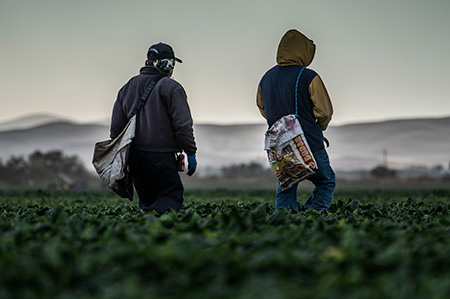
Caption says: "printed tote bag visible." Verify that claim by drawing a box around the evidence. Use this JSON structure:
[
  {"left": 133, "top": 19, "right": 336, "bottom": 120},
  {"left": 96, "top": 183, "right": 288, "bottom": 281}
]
[{"left": 264, "top": 67, "right": 318, "bottom": 190}]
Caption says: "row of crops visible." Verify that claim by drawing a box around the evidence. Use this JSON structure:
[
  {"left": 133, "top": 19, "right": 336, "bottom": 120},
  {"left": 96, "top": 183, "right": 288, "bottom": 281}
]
[{"left": 1, "top": 189, "right": 449, "bottom": 298}]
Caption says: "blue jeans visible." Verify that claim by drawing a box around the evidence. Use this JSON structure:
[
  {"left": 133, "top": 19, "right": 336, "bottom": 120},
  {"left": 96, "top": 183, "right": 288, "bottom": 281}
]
[{"left": 275, "top": 149, "right": 335, "bottom": 211}]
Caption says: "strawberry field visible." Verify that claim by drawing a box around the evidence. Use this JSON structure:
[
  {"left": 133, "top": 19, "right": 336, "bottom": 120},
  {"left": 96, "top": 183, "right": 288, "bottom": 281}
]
[{"left": 1, "top": 189, "right": 449, "bottom": 298}]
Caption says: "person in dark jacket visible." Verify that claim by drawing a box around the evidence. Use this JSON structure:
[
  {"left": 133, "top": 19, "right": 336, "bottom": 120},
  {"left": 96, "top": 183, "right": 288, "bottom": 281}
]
[
  {"left": 110, "top": 42, "right": 197, "bottom": 214},
  {"left": 257, "top": 29, "right": 335, "bottom": 211}
]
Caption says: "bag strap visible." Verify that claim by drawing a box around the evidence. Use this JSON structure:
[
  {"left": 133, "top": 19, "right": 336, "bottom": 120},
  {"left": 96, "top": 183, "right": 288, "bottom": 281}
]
[
  {"left": 294, "top": 66, "right": 306, "bottom": 117},
  {"left": 295, "top": 66, "right": 330, "bottom": 148},
  {"left": 134, "top": 73, "right": 167, "bottom": 116},
  {"left": 133, "top": 73, "right": 167, "bottom": 139}
]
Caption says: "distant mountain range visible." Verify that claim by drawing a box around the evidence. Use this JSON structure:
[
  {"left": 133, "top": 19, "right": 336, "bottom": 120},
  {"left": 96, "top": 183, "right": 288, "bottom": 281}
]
[
  {"left": 1, "top": 113, "right": 449, "bottom": 172},
  {"left": 0, "top": 113, "right": 73, "bottom": 131}
]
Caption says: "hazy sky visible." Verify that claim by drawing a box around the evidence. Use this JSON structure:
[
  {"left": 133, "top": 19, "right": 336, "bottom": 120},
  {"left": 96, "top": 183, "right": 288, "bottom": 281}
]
[{"left": 1, "top": 0, "right": 449, "bottom": 126}]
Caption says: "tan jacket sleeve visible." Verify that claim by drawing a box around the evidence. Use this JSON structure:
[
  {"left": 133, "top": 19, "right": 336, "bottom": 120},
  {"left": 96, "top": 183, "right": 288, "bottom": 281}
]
[
  {"left": 256, "top": 84, "right": 266, "bottom": 119},
  {"left": 309, "top": 75, "right": 333, "bottom": 130}
]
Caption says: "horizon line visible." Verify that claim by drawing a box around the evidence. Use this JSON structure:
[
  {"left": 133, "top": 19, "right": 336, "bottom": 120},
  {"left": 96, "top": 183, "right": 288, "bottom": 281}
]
[{"left": 0, "top": 112, "right": 449, "bottom": 128}]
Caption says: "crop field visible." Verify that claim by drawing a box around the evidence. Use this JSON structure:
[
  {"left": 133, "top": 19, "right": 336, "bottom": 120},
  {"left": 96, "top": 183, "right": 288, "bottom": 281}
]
[{"left": 1, "top": 189, "right": 449, "bottom": 299}]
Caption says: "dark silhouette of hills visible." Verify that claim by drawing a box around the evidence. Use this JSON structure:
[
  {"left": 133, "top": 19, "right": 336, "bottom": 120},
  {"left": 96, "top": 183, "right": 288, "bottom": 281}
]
[
  {"left": 0, "top": 115, "right": 449, "bottom": 172},
  {"left": 325, "top": 117, "right": 450, "bottom": 170},
  {"left": 0, "top": 113, "right": 72, "bottom": 131}
]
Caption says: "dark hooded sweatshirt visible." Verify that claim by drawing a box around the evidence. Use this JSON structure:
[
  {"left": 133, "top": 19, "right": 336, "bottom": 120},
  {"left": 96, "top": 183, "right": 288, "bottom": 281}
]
[
  {"left": 110, "top": 66, "right": 197, "bottom": 156},
  {"left": 257, "top": 29, "right": 333, "bottom": 153}
]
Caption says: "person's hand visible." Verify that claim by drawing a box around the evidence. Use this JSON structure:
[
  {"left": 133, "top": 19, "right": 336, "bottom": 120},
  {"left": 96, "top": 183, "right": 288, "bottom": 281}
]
[{"left": 187, "top": 154, "right": 197, "bottom": 176}]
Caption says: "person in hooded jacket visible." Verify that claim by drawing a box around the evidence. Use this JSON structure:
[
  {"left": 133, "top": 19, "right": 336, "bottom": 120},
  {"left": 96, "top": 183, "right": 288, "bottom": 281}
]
[
  {"left": 257, "top": 29, "right": 335, "bottom": 211},
  {"left": 110, "top": 42, "right": 197, "bottom": 214}
]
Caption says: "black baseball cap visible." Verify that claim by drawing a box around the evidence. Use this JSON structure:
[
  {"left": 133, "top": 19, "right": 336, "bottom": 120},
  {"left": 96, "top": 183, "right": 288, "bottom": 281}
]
[{"left": 147, "top": 42, "right": 183, "bottom": 63}]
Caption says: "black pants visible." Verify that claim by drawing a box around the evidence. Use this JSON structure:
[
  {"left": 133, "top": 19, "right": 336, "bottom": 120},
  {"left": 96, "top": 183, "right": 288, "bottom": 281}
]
[{"left": 128, "top": 149, "right": 184, "bottom": 214}]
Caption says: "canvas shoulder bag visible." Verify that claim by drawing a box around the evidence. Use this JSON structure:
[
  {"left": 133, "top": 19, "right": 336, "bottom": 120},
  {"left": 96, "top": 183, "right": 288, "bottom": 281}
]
[
  {"left": 264, "top": 67, "right": 318, "bottom": 191},
  {"left": 92, "top": 74, "right": 166, "bottom": 201}
]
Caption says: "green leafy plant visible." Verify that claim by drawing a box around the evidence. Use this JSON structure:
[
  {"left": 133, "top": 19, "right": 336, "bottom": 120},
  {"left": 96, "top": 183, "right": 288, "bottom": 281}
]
[{"left": 0, "top": 190, "right": 449, "bottom": 298}]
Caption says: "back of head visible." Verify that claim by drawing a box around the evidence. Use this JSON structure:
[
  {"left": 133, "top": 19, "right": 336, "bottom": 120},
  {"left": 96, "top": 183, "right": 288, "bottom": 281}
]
[
  {"left": 276, "top": 29, "right": 316, "bottom": 67},
  {"left": 147, "top": 42, "right": 183, "bottom": 73}
]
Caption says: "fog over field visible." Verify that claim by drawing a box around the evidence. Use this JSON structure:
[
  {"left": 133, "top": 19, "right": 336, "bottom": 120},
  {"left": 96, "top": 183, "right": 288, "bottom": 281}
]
[{"left": 1, "top": 114, "right": 449, "bottom": 174}]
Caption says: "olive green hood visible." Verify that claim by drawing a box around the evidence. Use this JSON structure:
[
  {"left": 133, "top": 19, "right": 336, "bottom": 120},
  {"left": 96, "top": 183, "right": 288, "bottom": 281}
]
[{"left": 276, "top": 29, "right": 316, "bottom": 66}]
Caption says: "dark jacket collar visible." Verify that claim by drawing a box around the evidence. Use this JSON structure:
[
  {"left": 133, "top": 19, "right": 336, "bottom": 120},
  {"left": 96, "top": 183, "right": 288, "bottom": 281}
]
[{"left": 140, "top": 66, "right": 166, "bottom": 76}]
